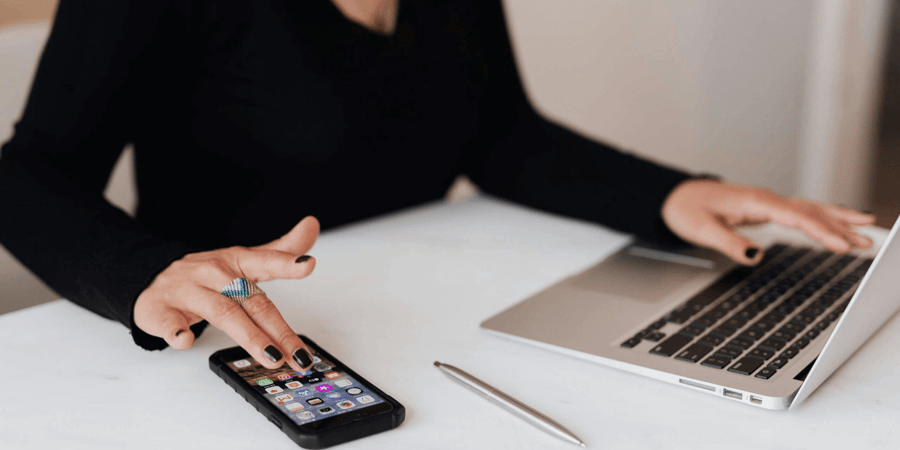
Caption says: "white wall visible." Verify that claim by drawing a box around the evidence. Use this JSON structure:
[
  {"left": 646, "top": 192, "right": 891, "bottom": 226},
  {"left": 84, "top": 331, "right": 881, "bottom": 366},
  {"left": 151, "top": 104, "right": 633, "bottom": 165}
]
[{"left": 504, "top": 0, "right": 814, "bottom": 196}]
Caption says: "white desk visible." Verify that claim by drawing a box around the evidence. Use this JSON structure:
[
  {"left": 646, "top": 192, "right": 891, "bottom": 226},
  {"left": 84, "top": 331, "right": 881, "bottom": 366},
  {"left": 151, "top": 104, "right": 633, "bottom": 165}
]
[{"left": 2, "top": 197, "right": 899, "bottom": 449}]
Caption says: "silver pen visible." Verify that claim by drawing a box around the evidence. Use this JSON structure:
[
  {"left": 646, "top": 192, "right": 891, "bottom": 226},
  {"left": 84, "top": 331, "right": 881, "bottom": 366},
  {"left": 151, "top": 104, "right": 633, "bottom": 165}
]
[{"left": 434, "top": 361, "right": 586, "bottom": 447}]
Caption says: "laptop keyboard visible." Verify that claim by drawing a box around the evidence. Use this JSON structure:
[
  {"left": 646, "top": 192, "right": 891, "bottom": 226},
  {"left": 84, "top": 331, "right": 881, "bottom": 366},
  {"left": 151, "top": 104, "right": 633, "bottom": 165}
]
[{"left": 621, "top": 244, "right": 872, "bottom": 380}]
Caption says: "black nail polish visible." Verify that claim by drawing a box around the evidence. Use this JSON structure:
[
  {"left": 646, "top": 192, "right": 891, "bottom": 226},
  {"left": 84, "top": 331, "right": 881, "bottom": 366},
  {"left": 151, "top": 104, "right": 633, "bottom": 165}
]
[
  {"left": 263, "top": 345, "right": 283, "bottom": 363},
  {"left": 175, "top": 329, "right": 186, "bottom": 337},
  {"left": 295, "top": 255, "right": 311, "bottom": 263},
  {"left": 293, "top": 348, "right": 313, "bottom": 368},
  {"left": 745, "top": 247, "right": 759, "bottom": 259}
]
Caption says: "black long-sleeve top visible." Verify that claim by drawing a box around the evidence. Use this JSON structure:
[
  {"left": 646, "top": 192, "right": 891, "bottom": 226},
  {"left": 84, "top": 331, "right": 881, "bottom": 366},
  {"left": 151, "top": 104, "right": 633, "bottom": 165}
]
[{"left": 0, "top": 0, "right": 691, "bottom": 350}]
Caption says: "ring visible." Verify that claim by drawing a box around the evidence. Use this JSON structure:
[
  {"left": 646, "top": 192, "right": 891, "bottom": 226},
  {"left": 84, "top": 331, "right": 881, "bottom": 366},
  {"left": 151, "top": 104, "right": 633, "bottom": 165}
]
[{"left": 220, "top": 277, "right": 265, "bottom": 306}]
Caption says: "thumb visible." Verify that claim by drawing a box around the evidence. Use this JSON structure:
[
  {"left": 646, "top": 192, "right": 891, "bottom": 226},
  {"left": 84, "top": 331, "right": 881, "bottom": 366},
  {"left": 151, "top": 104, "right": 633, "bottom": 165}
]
[
  {"left": 684, "top": 217, "right": 763, "bottom": 265},
  {"left": 135, "top": 301, "right": 195, "bottom": 350},
  {"left": 256, "top": 216, "right": 320, "bottom": 254}
]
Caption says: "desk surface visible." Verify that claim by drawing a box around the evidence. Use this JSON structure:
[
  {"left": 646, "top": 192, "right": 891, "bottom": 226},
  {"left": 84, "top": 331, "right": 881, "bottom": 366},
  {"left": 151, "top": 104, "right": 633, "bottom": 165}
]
[{"left": 2, "top": 197, "right": 899, "bottom": 449}]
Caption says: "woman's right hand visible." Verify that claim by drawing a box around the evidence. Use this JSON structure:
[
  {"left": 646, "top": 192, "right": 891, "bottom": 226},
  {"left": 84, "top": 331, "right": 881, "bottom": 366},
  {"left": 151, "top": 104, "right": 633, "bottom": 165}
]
[{"left": 134, "top": 216, "right": 321, "bottom": 372}]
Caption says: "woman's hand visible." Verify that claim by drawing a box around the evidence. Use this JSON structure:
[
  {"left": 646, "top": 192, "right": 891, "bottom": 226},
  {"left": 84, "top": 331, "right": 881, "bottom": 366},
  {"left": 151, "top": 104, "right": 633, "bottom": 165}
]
[
  {"left": 134, "top": 216, "right": 321, "bottom": 372},
  {"left": 661, "top": 180, "right": 875, "bottom": 265}
]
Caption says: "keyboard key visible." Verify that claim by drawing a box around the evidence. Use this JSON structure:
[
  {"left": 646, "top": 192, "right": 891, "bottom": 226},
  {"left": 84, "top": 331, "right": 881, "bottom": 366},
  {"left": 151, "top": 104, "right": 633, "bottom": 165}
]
[
  {"left": 650, "top": 334, "right": 694, "bottom": 357},
  {"left": 715, "top": 347, "right": 743, "bottom": 359},
  {"left": 751, "top": 320, "right": 777, "bottom": 332},
  {"left": 749, "top": 347, "right": 774, "bottom": 360},
  {"left": 709, "top": 325, "right": 738, "bottom": 338},
  {"left": 780, "top": 348, "right": 799, "bottom": 359},
  {"left": 729, "top": 357, "right": 765, "bottom": 375},
  {"left": 792, "top": 338, "right": 810, "bottom": 349},
  {"left": 681, "top": 325, "right": 705, "bottom": 337},
  {"left": 739, "top": 329, "right": 766, "bottom": 341},
  {"left": 727, "top": 337, "right": 754, "bottom": 350},
  {"left": 700, "top": 334, "right": 725, "bottom": 346},
  {"left": 649, "top": 319, "right": 667, "bottom": 330},
  {"left": 645, "top": 332, "right": 665, "bottom": 342},
  {"left": 791, "top": 315, "right": 815, "bottom": 325},
  {"left": 755, "top": 367, "right": 777, "bottom": 379},
  {"left": 805, "top": 329, "right": 820, "bottom": 340},
  {"left": 691, "top": 317, "right": 716, "bottom": 329},
  {"left": 701, "top": 355, "right": 732, "bottom": 369},
  {"left": 621, "top": 337, "right": 642, "bottom": 348},
  {"left": 675, "top": 343, "right": 714, "bottom": 363},
  {"left": 665, "top": 312, "right": 691, "bottom": 324},
  {"left": 768, "top": 357, "right": 789, "bottom": 369},
  {"left": 813, "top": 320, "right": 831, "bottom": 331},
  {"left": 782, "top": 322, "right": 805, "bottom": 333},
  {"left": 771, "top": 329, "right": 796, "bottom": 341},
  {"left": 759, "top": 338, "right": 786, "bottom": 351}
]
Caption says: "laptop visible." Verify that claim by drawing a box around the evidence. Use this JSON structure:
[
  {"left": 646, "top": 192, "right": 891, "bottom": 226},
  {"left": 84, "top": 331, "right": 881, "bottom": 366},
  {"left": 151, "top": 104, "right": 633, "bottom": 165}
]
[{"left": 481, "top": 217, "right": 900, "bottom": 410}]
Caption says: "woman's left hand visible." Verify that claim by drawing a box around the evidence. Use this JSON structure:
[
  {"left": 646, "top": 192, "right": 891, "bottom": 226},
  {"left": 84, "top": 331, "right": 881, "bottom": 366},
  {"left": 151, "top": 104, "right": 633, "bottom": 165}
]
[{"left": 661, "top": 179, "right": 876, "bottom": 265}]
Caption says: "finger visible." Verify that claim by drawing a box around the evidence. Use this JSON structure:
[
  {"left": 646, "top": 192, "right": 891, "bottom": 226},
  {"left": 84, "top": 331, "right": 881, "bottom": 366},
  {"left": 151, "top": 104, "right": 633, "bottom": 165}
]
[
  {"left": 237, "top": 293, "right": 315, "bottom": 372},
  {"left": 256, "top": 216, "right": 320, "bottom": 255},
  {"left": 136, "top": 303, "right": 196, "bottom": 350},
  {"left": 821, "top": 205, "right": 876, "bottom": 226},
  {"left": 234, "top": 248, "right": 317, "bottom": 283},
  {"left": 750, "top": 201, "right": 852, "bottom": 253},
  {"left": 821, "top": 215, "right": 873, "bottom": 249},
  {"left": 686, "top": 216, "right": 763, "bottom": 265},
  {"left": 189, "top": 288, "right": 289, "bottom": 370}
]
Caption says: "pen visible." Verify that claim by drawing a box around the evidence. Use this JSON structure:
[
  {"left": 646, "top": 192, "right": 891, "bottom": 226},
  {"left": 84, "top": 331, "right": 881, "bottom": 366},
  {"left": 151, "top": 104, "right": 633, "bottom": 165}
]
[{"left": 434, "top": 361, "right": 586, "bottom": 448}]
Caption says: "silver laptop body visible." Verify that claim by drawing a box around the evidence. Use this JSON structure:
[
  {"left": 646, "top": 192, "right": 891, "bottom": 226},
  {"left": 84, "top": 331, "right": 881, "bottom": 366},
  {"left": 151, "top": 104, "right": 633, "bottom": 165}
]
[{"left": 481, "top": 217, "right": 900, "bottom": 410}]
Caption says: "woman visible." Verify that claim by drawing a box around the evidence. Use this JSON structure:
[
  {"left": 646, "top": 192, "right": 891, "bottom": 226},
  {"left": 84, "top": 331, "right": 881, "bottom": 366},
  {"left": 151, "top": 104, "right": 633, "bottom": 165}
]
[{"left": 0, "top": 0, "right": 873, "bottom": 375}]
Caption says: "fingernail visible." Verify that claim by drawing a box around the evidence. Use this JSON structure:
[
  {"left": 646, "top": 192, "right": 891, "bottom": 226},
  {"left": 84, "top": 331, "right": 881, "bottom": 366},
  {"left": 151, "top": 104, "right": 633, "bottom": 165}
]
[
  {"left": 293, "top": 348, "right": 313, "bottom": 368},
  {"left": 263, "top": 345, "right": 283, "bottom": 363},
  {"left": 175, "top": 329, "right": 186, "bottom": 337},
  {"left": 745, "top": 247, "right": 759, "bottom": 259},
  {"left": 295, "top": 255, "right": 311, "bottom": 263}
]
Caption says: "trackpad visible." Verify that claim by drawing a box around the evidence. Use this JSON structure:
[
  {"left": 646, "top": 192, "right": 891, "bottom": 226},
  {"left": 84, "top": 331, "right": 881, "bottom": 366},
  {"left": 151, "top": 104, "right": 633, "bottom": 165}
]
[{"left": 568, "top": 246, "right": 713, "bottom": 302}]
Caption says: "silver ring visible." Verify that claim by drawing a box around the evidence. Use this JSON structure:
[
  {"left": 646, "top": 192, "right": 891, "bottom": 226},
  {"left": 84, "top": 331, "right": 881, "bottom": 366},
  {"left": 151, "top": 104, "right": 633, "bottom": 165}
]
[{"left": 220, "top": 277, "right": 265, "bottom": 306}]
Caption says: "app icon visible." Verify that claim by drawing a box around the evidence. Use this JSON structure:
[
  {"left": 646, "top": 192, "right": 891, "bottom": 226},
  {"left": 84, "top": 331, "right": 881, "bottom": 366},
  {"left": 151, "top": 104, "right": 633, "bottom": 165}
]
[
  {"left": 334, "top": 379, "right": 352, "bottom": 388},
  {"left": 318, "top": 406, "right": 335, "bottom": 414},
  {"left": 336, "top": 401, "right": 355, "bottom": 410},
  {"left": 233, "top": 359, "right": 251, "bottom": 368},
  {"left": 285, "top": 381, "right": 303, "bottom": 389},
  {"left": 296, "top": 369, "right": 313, "bottom": 377},
  {"left": 275, "top": 372, "right": 293, "bottom": 381},
  {"left": 325, "top": 392, "right": 342, "bottom": 400},
  {"left": 295, "top": 389, "right": 313, "bottom": 397},
  {"left": 324, "top": 371, "right": 341, "bottom": 380},
  {"left": 306, "top": 376, "right": 322, "bottom": 384},
  {"left": 315, "top": 384, "right": 334, "bottom": 393},
  {"left": 265, "top": 386, "right": 284, "bottom": 394},
  {"left": 356, "top": 395, "right": 375, "bottom": 404},
  {"left": 306, "top": 397, "right": 324, "bottom": 406},
  {"left": 274, "top": 394, "right": 294, "bottom": 404},
  {"left": 285, "top": 402, "right": 305, "bottom": 412},
  {"left": 296, "top": 411, "right": 315, "bottom": 421},
  {"left": 313, "top": 356, "right": 322, "bottom": 363},
  {"left": 313, "top": 363, "right": 331, "bottom": 372},
  {"left": 345, "top": 387, "right": 363, "bottom": 396},
  {"left": 256, "top": 378, "right": 274, "bottom": 387}
]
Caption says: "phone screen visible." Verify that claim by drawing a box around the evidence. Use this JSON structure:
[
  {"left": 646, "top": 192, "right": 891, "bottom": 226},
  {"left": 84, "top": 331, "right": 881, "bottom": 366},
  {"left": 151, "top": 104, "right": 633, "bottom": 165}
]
[{"left": 225, "top": 353, "right": 386, "bottom": 426}]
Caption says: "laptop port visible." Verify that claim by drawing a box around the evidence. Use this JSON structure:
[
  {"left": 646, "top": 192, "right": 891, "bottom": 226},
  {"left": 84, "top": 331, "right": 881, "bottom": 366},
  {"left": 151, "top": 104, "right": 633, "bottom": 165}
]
[
  {"left": 679, "top": 378, "right": 715, "bottom": 392},
  {"left": 723, "top": 389, "right": 743, "bottom": 400},
  {"left": 750, "top": 396, "right": 763, "bottom": 405}
]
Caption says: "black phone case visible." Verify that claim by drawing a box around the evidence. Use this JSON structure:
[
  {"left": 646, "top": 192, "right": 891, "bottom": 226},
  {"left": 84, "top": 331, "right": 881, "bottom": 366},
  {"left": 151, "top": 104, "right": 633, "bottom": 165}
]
[{"left": 209, "top": 335, "right": 405, "bottom": 449}]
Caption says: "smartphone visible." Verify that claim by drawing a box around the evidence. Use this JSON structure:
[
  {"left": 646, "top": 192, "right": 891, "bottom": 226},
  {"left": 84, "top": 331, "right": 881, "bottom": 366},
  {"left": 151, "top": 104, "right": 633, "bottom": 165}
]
[{"left": 209, "top": 335, "right": 405, "bottom": 449}]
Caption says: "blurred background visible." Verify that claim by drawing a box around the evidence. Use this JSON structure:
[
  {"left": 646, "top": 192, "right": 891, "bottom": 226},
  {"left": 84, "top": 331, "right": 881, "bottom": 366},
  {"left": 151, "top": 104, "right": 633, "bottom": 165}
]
[{"left": 1, "top": 0, "right": 898, "bottom": 315}]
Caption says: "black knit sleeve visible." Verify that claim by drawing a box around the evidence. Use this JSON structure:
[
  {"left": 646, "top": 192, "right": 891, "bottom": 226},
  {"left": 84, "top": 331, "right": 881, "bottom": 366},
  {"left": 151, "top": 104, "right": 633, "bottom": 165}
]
[
  {"left": 459, "top": 0, "right": 694, "bottom": 244},
  {"left": 0, "top": 0, "right": 203, "bottom": 350}
]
